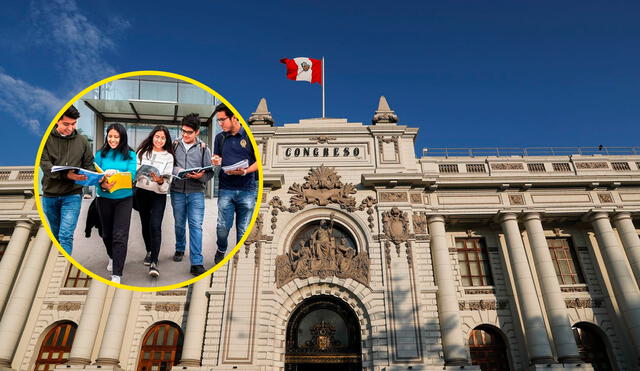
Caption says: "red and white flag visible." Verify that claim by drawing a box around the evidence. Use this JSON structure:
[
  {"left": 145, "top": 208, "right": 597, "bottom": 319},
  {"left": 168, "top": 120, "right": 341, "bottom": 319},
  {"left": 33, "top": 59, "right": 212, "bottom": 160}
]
[{"left": 280, "top": 57, "right": 322, "bottom": 85}]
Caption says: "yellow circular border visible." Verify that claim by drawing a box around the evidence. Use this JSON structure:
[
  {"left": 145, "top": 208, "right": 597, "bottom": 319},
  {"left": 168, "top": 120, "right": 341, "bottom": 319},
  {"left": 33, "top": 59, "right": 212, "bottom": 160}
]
[{"left": 33, "top": 70, "right": 264, "bottom": 292}]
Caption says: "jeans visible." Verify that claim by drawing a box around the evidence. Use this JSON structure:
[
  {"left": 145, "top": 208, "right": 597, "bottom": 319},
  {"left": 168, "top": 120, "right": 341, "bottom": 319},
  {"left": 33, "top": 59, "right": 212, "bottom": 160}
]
[
  {"left": 216, "top": 189, "right": 257, "bottom": 254},
  {"left": 97, "top": 196, "right": 133, "bottom": 277},
  {"left": 42, "top": 194, "right": 82, "bottom": 255},
  {"left": 136, "top": 188, "right": 167, "bottom": 265},
  {"left": 171, "top": 191, "right": 205, "bottom": 266}
]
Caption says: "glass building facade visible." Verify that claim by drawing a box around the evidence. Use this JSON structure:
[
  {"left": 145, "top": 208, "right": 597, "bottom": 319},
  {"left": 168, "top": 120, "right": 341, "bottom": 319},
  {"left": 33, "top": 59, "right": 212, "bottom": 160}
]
[{"left": 74, "top": 75, "right": 222, "bottom": 197}]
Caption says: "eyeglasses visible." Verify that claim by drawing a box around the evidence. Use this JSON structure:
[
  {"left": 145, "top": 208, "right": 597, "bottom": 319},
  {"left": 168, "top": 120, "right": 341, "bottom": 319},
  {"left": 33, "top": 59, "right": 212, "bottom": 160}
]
[
  {"left": 181, "top": 129, "right": 195, "bottom": 135},
  {"left": 217, "top": 116, "right": 230, "bottom": 124}
]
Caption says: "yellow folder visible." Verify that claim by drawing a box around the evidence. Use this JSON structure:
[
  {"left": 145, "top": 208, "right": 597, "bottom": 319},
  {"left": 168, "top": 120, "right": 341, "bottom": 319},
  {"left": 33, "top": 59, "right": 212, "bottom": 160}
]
[{"left": 105, "top": 172, "right": 132, "bottom": 193}]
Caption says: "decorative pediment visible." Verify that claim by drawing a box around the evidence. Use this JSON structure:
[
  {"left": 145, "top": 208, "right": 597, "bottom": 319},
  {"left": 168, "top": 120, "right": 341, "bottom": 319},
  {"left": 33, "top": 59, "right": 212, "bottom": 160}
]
[{"left": 287, "top": 165, "right": 358, "bottom": 211}]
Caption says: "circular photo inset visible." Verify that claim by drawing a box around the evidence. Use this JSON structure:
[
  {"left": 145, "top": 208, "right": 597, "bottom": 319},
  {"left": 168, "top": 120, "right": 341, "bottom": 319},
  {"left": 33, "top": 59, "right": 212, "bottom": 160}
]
[{"left": 34, "top": 71, "right": 263, "bottom": 291}]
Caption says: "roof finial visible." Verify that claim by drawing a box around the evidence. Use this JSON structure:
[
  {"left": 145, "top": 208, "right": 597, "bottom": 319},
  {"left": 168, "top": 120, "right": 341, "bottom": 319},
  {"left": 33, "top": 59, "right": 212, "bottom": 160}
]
[
  {"left": 248, "top": 98, "right": 274, "bottom": 126},
  {"left": 372, "top": 96, "right": 398, "bottom": 125}
]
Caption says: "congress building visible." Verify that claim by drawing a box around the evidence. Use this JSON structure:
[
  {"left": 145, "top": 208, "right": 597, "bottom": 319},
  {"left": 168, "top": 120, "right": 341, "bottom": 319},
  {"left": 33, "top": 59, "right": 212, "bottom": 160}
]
[{"left": 1, "top": 97, "right": 640, "bottom": 370}]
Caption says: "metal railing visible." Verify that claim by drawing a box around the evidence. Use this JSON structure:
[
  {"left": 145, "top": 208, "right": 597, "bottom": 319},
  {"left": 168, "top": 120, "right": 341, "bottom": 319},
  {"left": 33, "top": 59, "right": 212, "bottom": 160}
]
[{"left": 422, "top": 146, "right": 640, "bottom": 158}]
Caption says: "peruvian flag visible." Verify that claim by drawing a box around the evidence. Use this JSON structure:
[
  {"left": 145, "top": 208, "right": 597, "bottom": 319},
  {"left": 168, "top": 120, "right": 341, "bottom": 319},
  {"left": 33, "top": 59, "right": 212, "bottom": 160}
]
[{"left": 280, "top": 57, "right": 322, "bottom": 85}]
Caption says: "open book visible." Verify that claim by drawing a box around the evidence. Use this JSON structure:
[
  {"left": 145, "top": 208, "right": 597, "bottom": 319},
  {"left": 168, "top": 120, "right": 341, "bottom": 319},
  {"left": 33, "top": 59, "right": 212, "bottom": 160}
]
[
  {"left": 51, "top": 164, "right": 103, "bottom": 186},
  {"left": 173, "top": 165, "right": 215, "bottom": 180},
  {"left": 104, "top": 172, "right": 133, "bottom": 192},
  {"left": 137, "top": 164, "right": 161, "bottom": 181}
]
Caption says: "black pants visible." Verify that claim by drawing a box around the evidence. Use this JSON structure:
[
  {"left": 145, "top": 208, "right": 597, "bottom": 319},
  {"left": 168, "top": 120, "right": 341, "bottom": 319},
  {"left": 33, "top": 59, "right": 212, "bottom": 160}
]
[
  {"left": 97, "top": 196, "right": 133, "bottom": 276},
  {"left": 136, "top": 188, "right": 167, "bottom": 264}
]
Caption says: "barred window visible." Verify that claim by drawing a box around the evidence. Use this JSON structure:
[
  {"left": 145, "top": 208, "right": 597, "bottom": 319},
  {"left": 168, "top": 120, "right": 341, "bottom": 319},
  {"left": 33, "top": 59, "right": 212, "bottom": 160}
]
[
  {"left": 552, "top": 163, "right": 572, "bottom": 172},
  {"left": 547, "top": 238, "right": 584, "bottom": 284},
  {"left": 439, "top": 164, "right": 459, "bottom": 173},
  {"left": 34, "top": 322, "right": 76, "bottom": 371},
  {"left": 456, "top": 238, "right": 493, "bottom": 286},
  {"left": 527, "top": 163, "right": 546, "bottom": 172},
  {"left": 138, "top": 322, "right": 183, "bottom": 371},
  {"left": 64, "top": 264, "right": 91, "bottom": 288}
]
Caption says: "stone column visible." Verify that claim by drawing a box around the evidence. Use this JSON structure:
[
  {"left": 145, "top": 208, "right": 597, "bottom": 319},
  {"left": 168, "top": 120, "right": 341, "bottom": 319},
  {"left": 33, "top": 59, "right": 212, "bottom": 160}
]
[
  {"left": 500, "top": 213, "right": 554, "bottom": 363},
  {"left": 523, "top": 213, "right": 581, "bottom": 363},
  {"left": 0, "top": 221, "right": 33, "bottom": 314},
  {"left": 613, "top": 212, "right": 640, "bottom": 286},
  {"left": 179, "top": 278, "right": 209, "bottom": 367},
  {"left": 0, "top": 226, "right": 51, "bottom": 368},
  {"left": 428, "top": 215, "right": 468, "bottom": 365},
  {"left": 93, "top": 288, "right": 133, "bottom": 368},
  {"left": 66, "top": 279, "right": 109, "bottom": 365},
  {"left": 591, "top": 212, "right": 640, "bottom": 355}
]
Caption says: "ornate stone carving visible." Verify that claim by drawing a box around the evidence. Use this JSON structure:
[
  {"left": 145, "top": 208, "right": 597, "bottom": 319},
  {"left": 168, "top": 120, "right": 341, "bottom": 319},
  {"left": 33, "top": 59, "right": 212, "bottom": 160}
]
[
  {"left": 372, "top": 96, "right": 398, "bottom": 124},
  {"left": 598, "top": 193, "right": 614, "bottom": 203},
  {"left": 413, "top": 212, "right": 428, "bottom": 234},
  {"left": 561, "top": 286, "right": 589, "bottom": 293},
  {"left": 458, "top": 300, "right": 507, "bottom": 311},
  {"left": 286, "top": 166, "right": 358, "bottom": 211},
  {"left": 306, "top": 321, "right": 340, "bottom": 350},
  {"left": 275, "top": 215, "right": 369, "bottom": 287},
  {"left": 410, "top": 193, "right": 422, "bottom": 204},
  {"left": 309, "top": 136, "right": 337, "bottom": 144},
  {"left": 384, "top": 241, "right": 391, "bottom": 269},
  {"left": 156, "top": 290, "right": 187, "bottom": 296},
  {"left": 57, "top": 302, "right": 81, "bottom": 311},
  {"left": 382, "top": 207, "right": 411, "bottom": 245},
  {"left": 464, "top": 288, "right": 496, "bottom": 295},
  {"left": 491, "top": 163, "right": 525, "bottom": 170},
  {"left": 565, "top": 298, "right": 602, "bottom": 308},
  {"left": 358, "top": 196, "right": 378, "bottom": 231},
  {"left": 575, "top": 162, "right": 609, "bottom": 169},
  {"left": 155, "top": 303, "right": 181, "bottom": 312},
  {"left": 508, "top": 194, "right": 525, "bottom": 205},
  {"left": 59, "top": 289, "right": 88, "bottom": 295},
  {"left": 379, "top": 192, "right": 408, "bottom": 202},
  {"left": 245, "top": 214, "right": 268, "bottom": 258},
  {"left": 406, "top": 241, "right": 413, "bottom": 267}
]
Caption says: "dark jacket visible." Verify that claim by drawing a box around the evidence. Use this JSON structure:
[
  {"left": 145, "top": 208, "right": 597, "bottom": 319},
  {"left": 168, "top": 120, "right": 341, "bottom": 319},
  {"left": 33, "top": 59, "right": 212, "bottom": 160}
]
[
  {"left": 40, "top": 126, "right": 94, "bottom": 197},
  {"left": 170, "top": 138, "right": 214, "bottom": 194}
]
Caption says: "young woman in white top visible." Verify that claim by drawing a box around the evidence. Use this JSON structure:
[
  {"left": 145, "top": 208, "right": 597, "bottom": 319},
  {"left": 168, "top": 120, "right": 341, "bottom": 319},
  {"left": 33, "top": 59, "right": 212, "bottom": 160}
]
[{"left": 134, "top": 126, "right": 174, "bottom": 277}]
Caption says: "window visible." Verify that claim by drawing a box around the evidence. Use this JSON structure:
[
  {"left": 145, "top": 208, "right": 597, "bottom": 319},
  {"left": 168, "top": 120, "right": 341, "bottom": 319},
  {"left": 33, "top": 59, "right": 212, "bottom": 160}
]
[
  {"left": 34, "top": 322, "right": 77, "bottom": 371},
  {"left": 572, "top": 323, "right": 613, "bottom": 371},
  {"left": 469, "top": 326, "right": 510, "bottom": 371},
  {"left": 64, "top": 264, "right": 91, "bottom": 288},
  {"left": 138, "top": 322, "right": 183, "bottom": 371},
  {"left": 547, "top": 238, "right": 584, "bottom": 285},
  {"left": 456, "top": 238, "right": 493, "bottom": 286}
]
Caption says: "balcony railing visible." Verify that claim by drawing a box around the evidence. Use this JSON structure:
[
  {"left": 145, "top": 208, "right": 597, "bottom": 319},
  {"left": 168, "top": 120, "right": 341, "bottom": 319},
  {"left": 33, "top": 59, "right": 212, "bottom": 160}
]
[{"left": 422, "top": 146, "right": 640, "bottom": 158}]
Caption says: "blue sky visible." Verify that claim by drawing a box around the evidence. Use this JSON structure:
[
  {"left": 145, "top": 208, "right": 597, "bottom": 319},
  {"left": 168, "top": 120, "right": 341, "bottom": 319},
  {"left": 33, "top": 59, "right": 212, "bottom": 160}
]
[{"left": 1, "top": 0, "right": 639, "bottom": 165}]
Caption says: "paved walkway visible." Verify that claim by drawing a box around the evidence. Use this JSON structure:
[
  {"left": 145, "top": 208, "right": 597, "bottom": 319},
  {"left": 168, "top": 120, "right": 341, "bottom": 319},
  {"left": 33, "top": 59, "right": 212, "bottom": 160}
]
[{"left": 70, "top": 197, "right": 236, "bottom": 287}]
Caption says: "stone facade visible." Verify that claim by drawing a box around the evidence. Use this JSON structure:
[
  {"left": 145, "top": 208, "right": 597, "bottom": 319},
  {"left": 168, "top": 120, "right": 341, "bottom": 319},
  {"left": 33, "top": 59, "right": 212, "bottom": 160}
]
[{"left": 1, "top": 100, "right": 640, "bottom": 370}]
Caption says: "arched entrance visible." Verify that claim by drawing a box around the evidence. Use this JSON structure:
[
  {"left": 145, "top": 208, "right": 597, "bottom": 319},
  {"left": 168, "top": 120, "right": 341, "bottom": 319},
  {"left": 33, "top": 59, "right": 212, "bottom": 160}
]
[
  {"left": 285, "top": 295, "right": 362, "bottom": 370},
  {"left": 137, "top": 322, "right": 183, "bottom": 371},
  {"left": 469, "top": 325, "right": 510, "bottom": 371},
  {"left": 572, "top": 322, "right": 613, "bottom": 371}
]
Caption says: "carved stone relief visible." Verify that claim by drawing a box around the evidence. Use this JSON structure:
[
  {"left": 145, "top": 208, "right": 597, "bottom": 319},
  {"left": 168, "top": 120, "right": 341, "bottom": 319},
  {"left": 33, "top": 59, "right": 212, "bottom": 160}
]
[
  {"left": 458, "top": 300, "right": 507, "bottom": 311},
  {"left": 378, "top": 136, "right": 400, "bottom": 163},
  {"left": 561, "top": 287, "right": 589, "bottom": 293},
  {"left": 412, "top": 212, "right": 428, "bottom": 234},
  {"left": 379, "top": 192, "right": 408, "bottom": 202},
  {"left": 155, "top": 303, "right": 181, "bottom": 312},
  {"left": 410, "top": 193, "right": 422, "bottom": 204},
  {"left": 57, "top": 302, "right": 81, "bottom": 311},
  {"left": 490, "top": 163, "right": 525, "bottom": 170},
  {"left": 597, "top": 193, "right": 614, "bottom": 203},
  {"left": 244, "top": 213, "right": 270, "bottom": 262},
  {"left": 464, "top": 288, "right": 496, "bottom": 295},
  {"left": 275, "top": 215, "right": 369, "bottom": 287},
  {"left": 565, "top": 298, "right": 602, "bottom": 308},
  {"left": 508, "top": 194, "right": 525, "bottom": 205},
  {"left": 575, "top": 162, "right": 609, "bottom": 169},
  {"left": 382, "top": 207, "right": 411, "bottom": 245},
  {"left": 309, "top": 136, "right": 337, "bottom": 144}
]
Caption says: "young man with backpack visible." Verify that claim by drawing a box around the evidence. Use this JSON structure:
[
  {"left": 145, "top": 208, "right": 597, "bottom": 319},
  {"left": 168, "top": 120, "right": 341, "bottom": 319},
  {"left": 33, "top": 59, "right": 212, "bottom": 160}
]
[
  {"left": 171, "top": 113, "right": 214, "bottom": 276},
  {"left": 211, "top": 103, "right": 258, "bottom": 265}
]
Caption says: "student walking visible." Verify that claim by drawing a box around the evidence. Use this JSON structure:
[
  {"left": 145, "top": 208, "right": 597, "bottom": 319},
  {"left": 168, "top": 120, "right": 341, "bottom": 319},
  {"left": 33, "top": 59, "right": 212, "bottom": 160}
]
[
  {"left": 171, "top": 113, "right": 214, "bottom": 276},
  {"left": 95, "top": 123, "right": 137, "bottom": 284},
  {"left": 134, "top": 126, "right": 174, "bottom": 278},
  {"left": 40, "top": 105, "right": 94, "bottom": 254}
]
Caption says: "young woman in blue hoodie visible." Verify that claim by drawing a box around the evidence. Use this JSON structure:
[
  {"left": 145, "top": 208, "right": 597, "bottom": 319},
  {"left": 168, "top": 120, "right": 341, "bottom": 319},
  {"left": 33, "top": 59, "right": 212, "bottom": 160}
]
[{"left": 95, "top": 123, "right": 137, "bottom": 284}]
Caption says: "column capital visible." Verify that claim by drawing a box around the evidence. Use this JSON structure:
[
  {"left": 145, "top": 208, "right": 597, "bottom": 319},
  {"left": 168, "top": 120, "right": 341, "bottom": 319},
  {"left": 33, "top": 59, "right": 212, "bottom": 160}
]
[
  {"left": 587, "top": 210, "right": 610, "bottom": 222},
  {"left": 94, "top": 357, "right": 120, "bottom": 366},
  {"left": 178, "top": 359, "right": 201, "bottom": 367},
  {"left": 612, "top": 212, "right": 632, "bottom": 222},
  {"left": 427, "top": 214, "right": 444, "bottom": 224},
  {"left": 14, "top": 220, "right": 34, "bottom": 230},
  {"left": 498, "top": 211, "right": 518, "bottom": 223},
  {"left": 522, "top": 212, "right": 543, "bottom": 222}
]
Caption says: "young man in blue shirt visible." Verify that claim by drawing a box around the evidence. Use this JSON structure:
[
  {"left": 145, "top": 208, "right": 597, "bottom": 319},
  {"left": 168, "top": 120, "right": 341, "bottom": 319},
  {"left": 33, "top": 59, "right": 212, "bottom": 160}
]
[{"left": 211, "top": 103, "right": 258, "bottom": 265}]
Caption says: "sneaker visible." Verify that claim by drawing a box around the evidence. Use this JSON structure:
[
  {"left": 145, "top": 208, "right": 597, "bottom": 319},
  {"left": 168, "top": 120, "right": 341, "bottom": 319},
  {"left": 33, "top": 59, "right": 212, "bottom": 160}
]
[
  {"left": 107, "top": 259, "right": 113, "bottom": 272},
  {"left": 190, "top": 265, "right": 206, "bottom": 276},
  {"left": 143, "top": 252, "right": 152, "bottom": 266},
  {"left": 149, "top": 263, "right": 159, "bottom": 278},
  {"left": 173, "top": 251, "right": 184, "bottom": 262},
  {"left": 111, "top": 275, "right": 121, "bottom": 284},
  {"left": 214, "top": 250, "right": 226, "bottom": 265}
]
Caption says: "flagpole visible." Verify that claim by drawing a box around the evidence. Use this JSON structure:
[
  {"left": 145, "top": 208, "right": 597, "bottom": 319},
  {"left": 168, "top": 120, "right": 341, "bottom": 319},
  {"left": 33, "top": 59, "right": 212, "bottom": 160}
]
[{"left": 322, "top": 57, "right": 325, "bottom": 118}]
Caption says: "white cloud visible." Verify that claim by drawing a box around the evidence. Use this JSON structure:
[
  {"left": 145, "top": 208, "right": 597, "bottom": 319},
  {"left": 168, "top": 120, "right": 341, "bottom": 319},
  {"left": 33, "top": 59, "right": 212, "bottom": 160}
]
[{"left": 0, "top": 72, "right": 64, "bottom": 135}]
